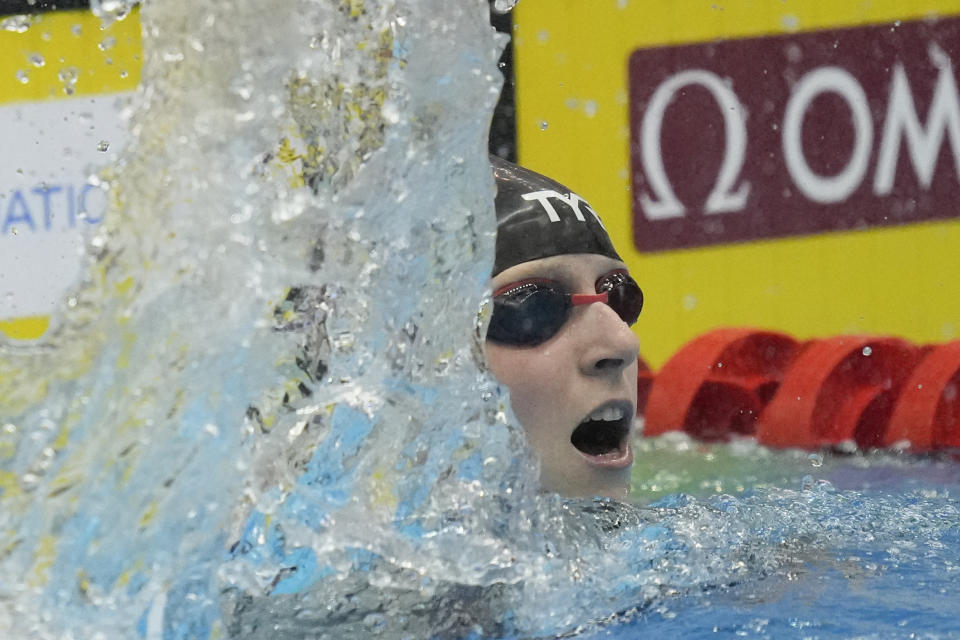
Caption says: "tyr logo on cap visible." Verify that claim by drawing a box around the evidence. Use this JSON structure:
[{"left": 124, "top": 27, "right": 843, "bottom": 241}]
[
  {"left": 491, "top": 156, "right": 622, "bottom": 276},
  {"left": 520, "top": 189, "right": 607, "bottom": 229}
]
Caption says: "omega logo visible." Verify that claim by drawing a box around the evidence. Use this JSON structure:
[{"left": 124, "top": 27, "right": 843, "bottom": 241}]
[
  {"left": 639, "top": 69, "right": 751, "bottom": 220},
  {"left": 629, "top": 20, "right": 960, "bottom": 251}
]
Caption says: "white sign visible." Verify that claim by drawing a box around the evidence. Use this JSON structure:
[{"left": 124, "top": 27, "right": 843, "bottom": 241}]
[{"left": 0, "top": 94, "right": 130, "bottom": 321}]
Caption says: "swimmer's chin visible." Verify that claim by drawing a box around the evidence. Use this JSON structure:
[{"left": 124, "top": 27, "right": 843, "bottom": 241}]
[{"left": 538, "top": 468, "right": 632, "bottom": 501}]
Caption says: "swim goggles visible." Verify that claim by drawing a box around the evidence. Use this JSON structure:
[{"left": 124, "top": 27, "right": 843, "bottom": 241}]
[{"left": 486, "top": 270, "right": 643, "bottom": 347}]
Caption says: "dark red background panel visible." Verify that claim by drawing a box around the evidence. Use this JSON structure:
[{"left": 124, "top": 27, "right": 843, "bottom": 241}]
[{"left": 629, "top": 17, "right": 960, "bottom": 252}]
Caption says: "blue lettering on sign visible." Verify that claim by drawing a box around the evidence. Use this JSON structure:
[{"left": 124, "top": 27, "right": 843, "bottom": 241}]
[
  {"left": 3, "top": 190, "right": 35, "bottom": 233},
  {"left": 32, "top": 183, "right": 62, "bottom": 230},
  {"left": 78, "top": 183, "right": 104, "bottom": 224},
  {"left": 2, "top": 182, "right": 107, "bottom": 234}
]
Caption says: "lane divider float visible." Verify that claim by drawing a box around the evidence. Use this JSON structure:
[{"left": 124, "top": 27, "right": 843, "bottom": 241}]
[{"left": 638, "top": 328, "right": 960, "bottom": 451}]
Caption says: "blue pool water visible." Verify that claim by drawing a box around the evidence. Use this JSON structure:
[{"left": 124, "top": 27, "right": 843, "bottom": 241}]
[{"left": 607, "top": 441, "right": 960, "bottom": 639}]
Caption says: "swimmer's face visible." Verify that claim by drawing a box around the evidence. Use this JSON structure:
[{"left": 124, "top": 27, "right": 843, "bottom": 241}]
[{"left": 485, "top": 253, "right": 640, "bottom": 499}]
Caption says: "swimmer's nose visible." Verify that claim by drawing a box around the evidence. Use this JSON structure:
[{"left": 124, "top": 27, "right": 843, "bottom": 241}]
[{"left": 576, "top": 300, "right": 640, "bottom": 378}]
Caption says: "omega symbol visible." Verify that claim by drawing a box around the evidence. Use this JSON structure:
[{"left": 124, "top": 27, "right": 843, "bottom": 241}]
[{"left": 638, "top": 69, "right": 751, "bottom": 221}]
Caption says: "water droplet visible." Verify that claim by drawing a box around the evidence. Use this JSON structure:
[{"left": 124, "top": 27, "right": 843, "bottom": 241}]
[
  {"left": 15, "top": 69, "right": 29, "bottom": 84},
  {"left": 1, "top": 15, "right": 37, "bottom": 33},
  {"left": 491, "top": 0, "right": 519, "bottom": 14},
  {"left": 71, "top": 23, "right": 82, "bottom": 36},
  {"left": 119, "top": 69, "right": 129, "bottom": 79},
  {"left": 161, "top": 48, "right": 185, "bottom": 63},
  {"left": 98, "top": 36, "right": 117, "bottom": 51},
  {"left": 97, "top": 140, "right": 110, "bottom": 152},
  {"left": 89, "top": 0, "right": 133, "bottom": 26},
  {"left": 539, "top": 120, "right": 548, "bottom": 131},
  {"left": 808, "top": 453, "right": 823, "bottom": 467},
  {"left": 334, "top": 331, "right": 355, "bottom": 351},
  {"left": 835, "top": 440, "right": 857, "bottom": 454},
  {"left": 28, "top": 53, "right": 44, "bottom": 67},
  {"left": 862, "top": 346, "right": 873, "bottom": 356},
  {"left": 383, "top": 101, "right": 399, "bottom": 124},
  {"left": 58, "top": 66, "right": 79, "bottom": 95},
  {"left": 584, "top": 99, "right": 598, "bottom": 118}
]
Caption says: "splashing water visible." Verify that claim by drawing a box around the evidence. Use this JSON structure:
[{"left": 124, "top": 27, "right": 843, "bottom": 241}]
[
  {"left": 491, "top": 0, "right": 520, "bottom": 15},
  {"left": 0, "top": 0, "right": 522, "bottom": 636},
  {"left": 89, "top": 0, "right": 137, "bottom": 26},
  {"left": 1, "top": 14, "right": 38, "bottom": 33},
  {"left": 1, "top": 1, "right": 959, "bottom": 638}
]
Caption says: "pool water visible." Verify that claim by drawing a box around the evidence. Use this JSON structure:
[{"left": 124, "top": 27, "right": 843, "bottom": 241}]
[{"left": 609, "top": 435, "right": 960, "bottom": 639}]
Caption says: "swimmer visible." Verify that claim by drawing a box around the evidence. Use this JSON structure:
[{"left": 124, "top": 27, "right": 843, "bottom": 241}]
[
  {"left": 224, "top": 160, "right": 643, "bottom": 637},
  {"left": 485, "top": 157, "right": 643, "bottom": 500}
]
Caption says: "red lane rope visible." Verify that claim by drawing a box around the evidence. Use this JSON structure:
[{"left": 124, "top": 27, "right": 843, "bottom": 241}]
[{"left": 638, "top": 329, "right": 960, "bottom": 451}]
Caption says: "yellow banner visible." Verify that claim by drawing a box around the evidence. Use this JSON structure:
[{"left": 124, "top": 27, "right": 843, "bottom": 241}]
[
  {"left": 513, "top": 0, "right": 960, "bottom": 367},
  {"left": 0, "top": 8, "right": 140, "bottom": 104}
]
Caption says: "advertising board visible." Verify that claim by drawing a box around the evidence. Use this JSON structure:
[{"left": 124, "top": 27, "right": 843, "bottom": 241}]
[
  {"left": 629, "top": 18, "right": 960, "bottom": 252},
  {"left": 0, "top": 7, "right": 140, "bottom": 339},
  {"left": 513, "top": 0, "right": 960, "bottom": 367}
]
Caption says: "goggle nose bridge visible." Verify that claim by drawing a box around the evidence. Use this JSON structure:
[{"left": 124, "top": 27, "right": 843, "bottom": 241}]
[{"left": 570, "top": 291, "right": 609, "bottom": 306}]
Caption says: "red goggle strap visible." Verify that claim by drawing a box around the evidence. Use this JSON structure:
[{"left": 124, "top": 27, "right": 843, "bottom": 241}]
[{"left": 570, "top": 292, "right": 608, "bottom": 306}]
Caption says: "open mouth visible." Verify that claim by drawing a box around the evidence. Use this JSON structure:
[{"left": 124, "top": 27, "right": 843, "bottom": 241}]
[{"left": 570, "top": 401, "right": 634, "bottom": 468}]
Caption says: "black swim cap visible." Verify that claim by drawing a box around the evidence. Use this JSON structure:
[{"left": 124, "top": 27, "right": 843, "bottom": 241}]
[{"left": 491, "top": 156, "right": 622, "bottom": 277}]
